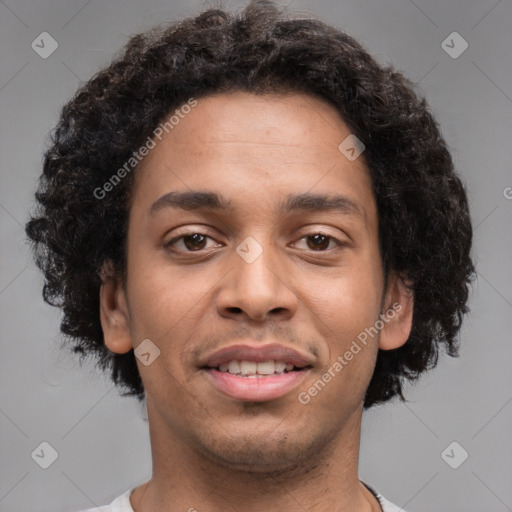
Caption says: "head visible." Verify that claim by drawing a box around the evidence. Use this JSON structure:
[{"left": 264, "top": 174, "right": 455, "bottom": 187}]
[{"left": 26, "top": 1, "right": 475, "bottom": 471}]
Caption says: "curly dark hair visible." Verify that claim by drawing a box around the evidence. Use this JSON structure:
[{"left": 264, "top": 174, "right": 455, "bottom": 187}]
[{"left": 25, "top": 0, "right": 475, "bottom": 409}]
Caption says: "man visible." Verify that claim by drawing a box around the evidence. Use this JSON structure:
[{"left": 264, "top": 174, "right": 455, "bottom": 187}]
[{"left": 25, "top": 1, "right": 475, "bottom": 511}]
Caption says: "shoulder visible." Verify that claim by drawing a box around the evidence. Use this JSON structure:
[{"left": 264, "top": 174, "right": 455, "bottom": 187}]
[
  {"left": 378, "top": 493, "right": 408, "bottom": 512},
  {"left": 361, "top": 480, "right": 407, "bottom": 512},
  {"left": 73, "top": 488, "right": 135, "bottom": 512}
]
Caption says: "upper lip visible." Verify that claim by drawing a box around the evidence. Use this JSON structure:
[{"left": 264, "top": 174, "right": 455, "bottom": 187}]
[{"left": 200, "top": 342, "right": 315, "bottom": 369}]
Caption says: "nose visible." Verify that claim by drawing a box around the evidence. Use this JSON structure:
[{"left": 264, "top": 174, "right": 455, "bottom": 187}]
[{"left": 216, "top": 239, "right": 299, "bottom": 322}]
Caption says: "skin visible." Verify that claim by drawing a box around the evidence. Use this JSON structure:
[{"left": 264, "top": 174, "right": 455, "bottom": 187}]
[{"left": 99, "top": 91, "right": 414, "bottom": 512}]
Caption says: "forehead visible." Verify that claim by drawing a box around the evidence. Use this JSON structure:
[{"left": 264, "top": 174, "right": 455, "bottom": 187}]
[
  {"left": 146, "top": 91, "right": 362, "bottom": 157},
  {"left": 131, "top": 91, "right": 375, "bottom": 226}
]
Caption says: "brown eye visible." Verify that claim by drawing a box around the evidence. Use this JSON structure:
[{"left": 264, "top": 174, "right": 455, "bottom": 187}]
[
  {"left": 182, "top": 233, "right": 207, "bottom": 251},
  {"left": 166, "top": 232, "right": 220, "bottom": 252},
  {"left": 291, "top": 231, "right": 346, "bottom": 253},
  {"left": 306, "top": 234, "right": 332, "bottom": 251}
]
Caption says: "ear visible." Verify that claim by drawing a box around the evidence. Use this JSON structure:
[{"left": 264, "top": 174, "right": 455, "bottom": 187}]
[
  {"left": 99, "top": 261, "right": 133, "bottom": 354},
  {"left": 378, "top": 270, "right": 414, "bottom": 350}
]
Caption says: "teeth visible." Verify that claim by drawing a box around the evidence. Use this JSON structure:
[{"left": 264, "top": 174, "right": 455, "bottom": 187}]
[
  {"left": 216, "top": 360, "right": 298, "bottom": 376},
  {"left": 240, "top": 361, "right": 257, "bottom": 375},
  {"left": 257, "top": 361, "right": 275, "bottom": 375},
  {"left": 228, "top": 361, "right": 240, "bottom": 374},
  {"left": 275, "top": 362, "right": 286, "bottom": 372}
]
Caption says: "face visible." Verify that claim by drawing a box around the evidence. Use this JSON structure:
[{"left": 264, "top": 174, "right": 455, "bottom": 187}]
[{"left": 100, "top": 91, "right": 413, "bottom": 473}]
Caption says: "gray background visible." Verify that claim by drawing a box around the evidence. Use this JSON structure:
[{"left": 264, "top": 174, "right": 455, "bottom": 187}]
[{"left": 1, "top": 0, "right": 511, "bottom": 511}]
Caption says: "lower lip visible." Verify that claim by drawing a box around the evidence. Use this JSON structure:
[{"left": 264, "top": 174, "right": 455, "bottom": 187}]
[{"left": 204, "top": 369, "right": 310, "bottom": 402}]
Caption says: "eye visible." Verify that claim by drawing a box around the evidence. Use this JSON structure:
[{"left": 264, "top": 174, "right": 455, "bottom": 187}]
[
  {"left": 166, "top": 232, "right": 221, "bottom": 252},
  {"left": 293, "top": 233, "right": 342, "bottom": 251}
]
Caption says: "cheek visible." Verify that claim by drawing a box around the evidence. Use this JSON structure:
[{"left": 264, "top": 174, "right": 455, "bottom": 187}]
[
  {"left": 125, "top": 243, "right": 202, "bottom": 333},
  {"left": 125, "top": 254, "right": 216, "bottom": 370},
  {"left": 297, "top": 259, "right": 383, "bottom": 392},
  {"left": 125, "top": 266, "right": 197, "bottom": 401},
  {"left": 303, "top": 258, "right": 383, "bottom": 332}
]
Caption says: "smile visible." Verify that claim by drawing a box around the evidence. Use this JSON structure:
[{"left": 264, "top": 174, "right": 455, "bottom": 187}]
[
  {"left": 217, "top": 359, "right": 302, "bottom": 376},
  {"left": 203, "top": 363, "right": 311, "bottom": 402},
  {"left": 199, "top": 342, "right": 315, "bottom": 401}
]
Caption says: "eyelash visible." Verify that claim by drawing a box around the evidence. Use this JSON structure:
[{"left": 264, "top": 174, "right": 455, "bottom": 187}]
[{"left": 165, "top": 231, "right": 344, "bottom": 253}]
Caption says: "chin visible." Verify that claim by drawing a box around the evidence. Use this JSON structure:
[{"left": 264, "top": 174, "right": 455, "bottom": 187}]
[{"left": 195, "top": 423, "right": 335, "bottom": 477}]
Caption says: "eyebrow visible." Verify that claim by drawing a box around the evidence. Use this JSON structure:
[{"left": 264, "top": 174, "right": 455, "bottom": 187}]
[
  {"left": 149, "top": 190, "right": 233, "bottom": 215},
  {"left": 149, "top": 190, "right": 366, "bottom": 222},
  {"left": 279, "top": 192, "right": 366, "bottom": 221}
]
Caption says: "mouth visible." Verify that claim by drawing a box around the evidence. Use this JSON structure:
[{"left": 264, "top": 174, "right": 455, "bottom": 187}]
[
  {"left": 199, "top": 343, "right": 314, "bottom": 402},
  {"left": 212, "top": 359, "right": 308, "bottom": 376}
]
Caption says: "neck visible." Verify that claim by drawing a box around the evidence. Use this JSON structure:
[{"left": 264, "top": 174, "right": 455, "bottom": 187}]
[{"left": 130, "top": 400, "right": 381, "bottom": 512}]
